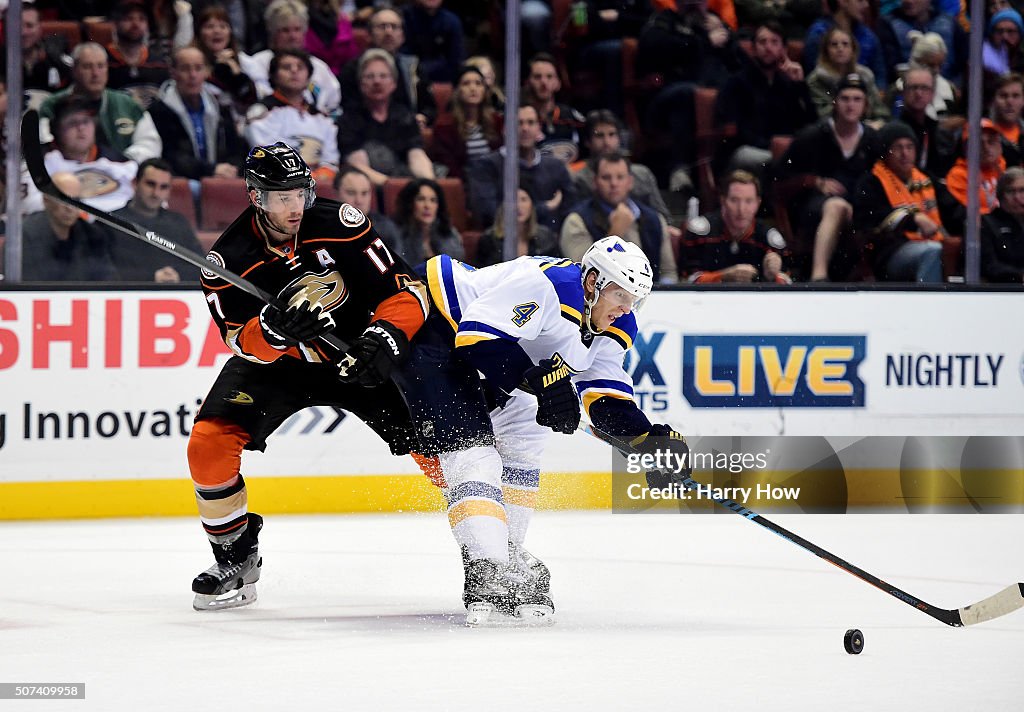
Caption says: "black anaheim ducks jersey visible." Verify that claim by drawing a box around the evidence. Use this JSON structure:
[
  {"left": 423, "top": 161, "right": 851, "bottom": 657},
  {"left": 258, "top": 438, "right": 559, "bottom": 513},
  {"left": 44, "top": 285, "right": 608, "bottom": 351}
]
[
  {"left": 201, "top": 199, "right": 429, "bottom": 365},
  {"left": 683, "top": 212, "right": 788, "bottom": 283}
]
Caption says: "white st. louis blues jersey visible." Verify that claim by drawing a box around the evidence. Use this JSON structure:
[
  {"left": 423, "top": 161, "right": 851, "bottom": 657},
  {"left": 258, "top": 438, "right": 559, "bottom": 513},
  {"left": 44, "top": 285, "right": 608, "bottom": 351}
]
[{"left": 425, "top": 254, "right": 637, "bottom": 417}]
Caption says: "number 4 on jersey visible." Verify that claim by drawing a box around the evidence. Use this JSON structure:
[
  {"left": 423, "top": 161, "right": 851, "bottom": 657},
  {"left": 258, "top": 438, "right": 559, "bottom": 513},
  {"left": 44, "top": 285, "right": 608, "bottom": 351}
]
[{"left": 512, "top": 302, "right": 540, "bottom": 327}]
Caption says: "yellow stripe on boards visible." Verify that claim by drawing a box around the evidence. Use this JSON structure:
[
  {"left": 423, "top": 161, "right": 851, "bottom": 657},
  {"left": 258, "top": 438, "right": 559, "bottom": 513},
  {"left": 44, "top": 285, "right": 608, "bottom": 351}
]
[{"left": 0, "top": 473, "right": 613, "bottom": 520}]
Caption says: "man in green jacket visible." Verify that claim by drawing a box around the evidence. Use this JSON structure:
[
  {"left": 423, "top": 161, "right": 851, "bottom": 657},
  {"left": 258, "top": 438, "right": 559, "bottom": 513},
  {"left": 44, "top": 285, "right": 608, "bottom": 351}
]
[{"left": 39, "top": 42, "right": 161, "bottom": 163}]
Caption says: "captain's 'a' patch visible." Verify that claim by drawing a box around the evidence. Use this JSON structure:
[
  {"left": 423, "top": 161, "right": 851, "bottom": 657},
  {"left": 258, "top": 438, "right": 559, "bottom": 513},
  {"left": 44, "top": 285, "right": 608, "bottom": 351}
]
[{"left": 340, "top": 203, "right": 366, "bottom": 227}]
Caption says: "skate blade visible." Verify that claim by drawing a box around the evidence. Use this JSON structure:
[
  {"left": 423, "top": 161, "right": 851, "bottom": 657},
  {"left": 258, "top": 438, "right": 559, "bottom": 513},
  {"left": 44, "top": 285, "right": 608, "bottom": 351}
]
[
  {"left": 192, "top": 583, "right": 258, "bottom": 611},
  {"left": 465, "top": 602, "right": 555, "bottom": 628}
]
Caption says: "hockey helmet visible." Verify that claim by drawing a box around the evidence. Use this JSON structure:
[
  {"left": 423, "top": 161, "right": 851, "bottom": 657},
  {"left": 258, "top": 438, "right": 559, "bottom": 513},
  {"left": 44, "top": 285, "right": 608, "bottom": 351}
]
[
  {"left": 244, "top": 142, "right": 317, "bottom": 209},
  {"left": 581, "top": 235, "right": 654, "bottom": 309}
]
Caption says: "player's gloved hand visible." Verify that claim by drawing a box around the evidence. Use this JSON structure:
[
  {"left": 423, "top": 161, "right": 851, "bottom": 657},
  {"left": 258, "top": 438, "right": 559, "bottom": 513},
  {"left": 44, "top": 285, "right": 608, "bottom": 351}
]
[
  {"left": 259, "top": 286, "right": 336, "bottom": 348},
  {"left": 523, "top": 357, "right": 580, "bottom": 434},
  {"left": 337, "top": 321, "right": 408, "bottom": 387},
  {"left": 632, "top": 424, "right": 691, "bottom": 490}
]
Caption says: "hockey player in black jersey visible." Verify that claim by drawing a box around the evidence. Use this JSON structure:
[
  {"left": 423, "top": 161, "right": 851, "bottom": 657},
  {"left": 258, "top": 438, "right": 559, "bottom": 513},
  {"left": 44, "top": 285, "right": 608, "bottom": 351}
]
[{"left": 188, "top": 142, "right": 429, "bottom": 610}]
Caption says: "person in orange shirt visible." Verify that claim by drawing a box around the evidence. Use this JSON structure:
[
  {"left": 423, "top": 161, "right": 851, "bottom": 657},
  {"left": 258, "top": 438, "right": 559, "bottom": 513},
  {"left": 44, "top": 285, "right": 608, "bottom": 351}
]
[
  {"left": 945, "top": 118, "right": 1006, "bottom": 215},
  {"left": 989, "top": 73, "right": 1024, "bottom": 166}
]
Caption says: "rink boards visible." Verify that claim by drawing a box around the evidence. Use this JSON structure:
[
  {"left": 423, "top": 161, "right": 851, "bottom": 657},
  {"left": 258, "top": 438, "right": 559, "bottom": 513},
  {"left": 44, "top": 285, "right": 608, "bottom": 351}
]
[{"left": 1, "top": 287, "right": 1022, "bottom": 518}]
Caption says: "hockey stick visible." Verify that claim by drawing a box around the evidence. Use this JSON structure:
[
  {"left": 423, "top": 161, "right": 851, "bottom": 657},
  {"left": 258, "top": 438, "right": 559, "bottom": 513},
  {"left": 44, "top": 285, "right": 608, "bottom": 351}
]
[
  {"left": 583, "top": 421, "right": 1024, "bottom": 627},
  {"left": 20, "top": 109, "right": 350, "bottom": 352}
]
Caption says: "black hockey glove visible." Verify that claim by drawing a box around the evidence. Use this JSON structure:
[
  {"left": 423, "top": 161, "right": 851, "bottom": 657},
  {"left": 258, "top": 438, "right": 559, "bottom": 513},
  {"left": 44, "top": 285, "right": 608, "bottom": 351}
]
[
  {"left": 522, "top": 357, "right": 581, "bottom": 435},
  {"left": 633, "top": 424, "right": 691, "bottom": 490},
  {"left": 259, "top": 286, "right": 336, "bottom": 349},
  {"left": 337, "top": 321, "right": 409, "bottom": 387}
]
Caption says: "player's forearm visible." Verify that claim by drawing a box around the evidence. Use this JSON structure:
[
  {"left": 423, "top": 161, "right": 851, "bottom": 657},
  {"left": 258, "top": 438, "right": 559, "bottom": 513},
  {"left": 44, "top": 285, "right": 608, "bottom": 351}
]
[{"left": 457, "top": 338, "right": 535, "bottom": 395}]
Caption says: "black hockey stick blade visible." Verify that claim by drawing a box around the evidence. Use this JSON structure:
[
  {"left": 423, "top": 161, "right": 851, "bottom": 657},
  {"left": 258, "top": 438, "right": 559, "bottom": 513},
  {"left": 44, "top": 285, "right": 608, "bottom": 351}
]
[
  {"left": 583, "top": 421, "right": 1024, "bottom": 627},
  {"left": 20, "top": 109, "right": 348, "bottom": 351}
]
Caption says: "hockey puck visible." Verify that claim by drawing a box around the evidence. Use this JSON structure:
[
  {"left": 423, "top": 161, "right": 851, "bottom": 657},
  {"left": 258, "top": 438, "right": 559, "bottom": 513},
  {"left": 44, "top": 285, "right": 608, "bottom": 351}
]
[{"left": 843, "top": 629, "right": 864, "bottom": 655}]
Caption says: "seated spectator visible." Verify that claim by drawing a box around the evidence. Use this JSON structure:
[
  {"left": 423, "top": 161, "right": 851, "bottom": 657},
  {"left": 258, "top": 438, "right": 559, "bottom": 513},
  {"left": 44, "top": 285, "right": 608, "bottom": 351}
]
[
  {"left": 20, "top": 3, "right": 73, "bottom": 106},
  {"left": 240, "top": 0, "right": 342, "bottom": 116},
  {"left": 429, "top": 65, "right": 502, "bottom": 180},
  {"left": 853, "top": 122, "right": 963, "bottom": 282},
  {"left": 465, "top": 55, "right": 505, "bottom": 113},
  {"left": 192, "top": 3, "right": 258, "bottom": 123},
  {"left": 571, "top": 109, "right": 675, "bottom": 231},
  {"left": 716, "top": 22, "right": 817, "bottom": 177},
  {"left": 878, "top": 0, "right": 966, "bottom": 82},
  {"left": 773, "top": 73, "right": 879, "bottom": 281},
  {"left": 149, "top": 46, "right": 246, "bottom": 181},
  {"left": 44, "top": 95, "right": 138, "bottom": 213},
  {"left": 400, "top": 0, "right": 466, "bottom": 83},
  {"left": 339, "top": 7, "right": 437, "bottom": 126},
  {"left": 467, "top": 104, "right": 576, "bottom": 231},
  {"left": 945, "top": 119, "right": 1006, "bottom": 215},
  {"left": 524, "top": 53, "right": 586, "bottom": 163},
  {"left": 476, "top": 188, "right": 559, "bottom": 267},
  {"left": 21, "top": 172, "right": 119, "bottom": 282},
  {"left": 304, "top": 0, "right": 359, "bottom": 76},
  {"left": 110, "top": 158, "right": 204, "bottom": 281},
  {"left": 40, "top": 43, "right": 163, "bottom": 163},
  {"left": 980, "top": 166, "right": 1024, "bottom": 282},
  {"left": 246, "top": 49, "right": 338, "bottom": 184},
  {"left": 990, "top": 73, "right": 1024, "bottom": 167},
  {"left": 892, "top": 66, "right": 957, "bottom": 175},
  {"left": 807, "top": 28, "right": 889, "bottom": 122},
  {"left": 560, "top": 151, "right": 678, "bottom": 282},
  {"left": 105, "top": 0, "right": 172, "bottom": 110},
  {"left": 192, "top": 0, "right": 263, "bottom": 55},
  {"left": 683, "top": 170, "right": 791, "bottom": 283},
  {"left": 148, "top": 0, "right": 195, "bottom": 54},
  {"left": 636, "top": 0, "right": 745, "bottom": 183},
  {"left": 904, "top": 33, "right": 958, "bottom": 118},
  {"left": 984, "top": 9, "right": 1024, "bottom": 80},
  {"left": 803, "top": 0, "right": 888, "bottom": 90},
  {"left": 565, "top": 0, "right": 651, "bottom": 116},
  {"left": 337, "top": 49, "right": 434, "bottom": 186},
  {"left": 391, "top": 177, "right": 465, "bottom": 263},
  {"left": 333, "top": 165, "right": 402, "bottom": 252}
]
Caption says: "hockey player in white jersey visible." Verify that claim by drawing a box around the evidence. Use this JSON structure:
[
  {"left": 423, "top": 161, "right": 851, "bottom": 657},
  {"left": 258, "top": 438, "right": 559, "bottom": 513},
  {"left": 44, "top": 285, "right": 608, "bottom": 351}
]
[{"left": 395, "top": 236, "right": 688, "bottom": 625}]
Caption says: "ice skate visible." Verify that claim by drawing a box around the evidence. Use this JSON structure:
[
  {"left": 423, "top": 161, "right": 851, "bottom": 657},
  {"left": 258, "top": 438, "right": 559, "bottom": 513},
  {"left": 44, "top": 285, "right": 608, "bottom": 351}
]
[
  {"left": 192, "top": 513, "right": 263, "bottom": 611},
  {"left": 508, "top": 541, "right": 551, "bottom": 594},
  {"left": 463, "top": 558, "right": 554, "bottom": 627}
]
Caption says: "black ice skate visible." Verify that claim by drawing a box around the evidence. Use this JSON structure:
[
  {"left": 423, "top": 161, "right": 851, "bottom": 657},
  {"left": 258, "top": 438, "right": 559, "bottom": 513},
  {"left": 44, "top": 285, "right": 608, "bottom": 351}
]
[
  {"left": 463, "top": 557, "right": 554, "bottom": 627},
  {"left": 192, "top": 513, "right": 263, "bottom": 611}
]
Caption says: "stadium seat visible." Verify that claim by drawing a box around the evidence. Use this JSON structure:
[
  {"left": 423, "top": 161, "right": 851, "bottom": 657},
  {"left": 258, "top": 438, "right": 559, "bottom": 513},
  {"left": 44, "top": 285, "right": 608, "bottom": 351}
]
[
  {"left": 694, "top": 87, "right": 725, "bottom": 209},
  {"left": 40, "top": 20, "right": 81, "bottom": 50},
  {"left": 199, "top": 177, "right": 249, "bottom": 231},
  {"left": 317, "top": 181, "right": 338, "bottom": 202},
  {"left": 769, "top": 135, "right": 796, "bottom": 248},
  {"left": 461, "top": 230, "right": 482, "bottom": 266},
  {"left": 167, "top": 178, "right": 197, "bottom": 230},
  {"left": 84, "top": 20, "right": 114, "bottom": 46},
  {"left": 430, "top": 83, "right": 453, "bottom": 112}
]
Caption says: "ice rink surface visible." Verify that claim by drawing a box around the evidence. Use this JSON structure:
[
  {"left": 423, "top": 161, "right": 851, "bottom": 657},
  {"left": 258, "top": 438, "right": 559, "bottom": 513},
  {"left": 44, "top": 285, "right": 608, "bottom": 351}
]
[{"left": 1, "top": 511, "right": 1021, "bottom": 711}]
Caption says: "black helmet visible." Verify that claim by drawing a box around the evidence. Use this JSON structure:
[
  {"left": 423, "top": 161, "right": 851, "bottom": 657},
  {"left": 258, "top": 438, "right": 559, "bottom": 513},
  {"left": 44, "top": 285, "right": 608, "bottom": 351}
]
[{"left": 244, "top": 142, "right": 316, "bottom": 200}]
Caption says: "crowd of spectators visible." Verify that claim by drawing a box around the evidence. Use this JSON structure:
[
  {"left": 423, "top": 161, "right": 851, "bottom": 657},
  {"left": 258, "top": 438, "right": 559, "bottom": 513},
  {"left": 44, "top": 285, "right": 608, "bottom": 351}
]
[{"left": 4, "top": 0, "right": 1024, "bottom": 286}]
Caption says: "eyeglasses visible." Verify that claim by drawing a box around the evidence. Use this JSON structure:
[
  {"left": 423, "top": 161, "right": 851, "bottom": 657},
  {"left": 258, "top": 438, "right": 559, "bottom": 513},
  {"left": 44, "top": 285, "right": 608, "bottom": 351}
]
[
  {"left": 905, "top": 84, "right": 934, "bottom": 92},
  {"left": 372, "top": 22, "right": 401, "bottom": 31}
]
